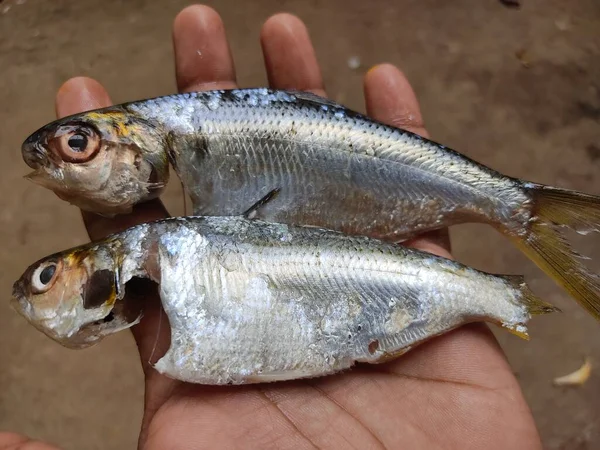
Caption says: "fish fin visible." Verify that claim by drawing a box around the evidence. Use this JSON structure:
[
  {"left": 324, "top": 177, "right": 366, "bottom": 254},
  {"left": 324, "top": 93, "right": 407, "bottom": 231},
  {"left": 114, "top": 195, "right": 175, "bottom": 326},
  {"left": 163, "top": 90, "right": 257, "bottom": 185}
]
[
  {"left": 488, "top": 274, "right": 558, "bottom": 340},
  {"left": 502, "top": 324, "right": 530, "bottom": 340},
  {"left": 244, "top": 369, "right": 330, "bottom": 383},
  {"left": 144, "top": 181, "right": 166, "bottom": 196},
  {"left": 528, "top": 184, "right": 600, "bottom": 234},
  {"left": 181, "top": 179, "right": 188, "bottom": 216},
  {"left": 242, "top": 188, "right": 281, "bottom": 220},
  {"left": 502, "top": 274, "right": 561, "bottom": 316},
  {"left": 512, "top": 183, "right": 600, "bottom": 321},
  {"left": 286, "top": 90, "right": 340, "bottom": 107},
  {"left": 370, "top": 346, "right": 413, "bottom": 364}
]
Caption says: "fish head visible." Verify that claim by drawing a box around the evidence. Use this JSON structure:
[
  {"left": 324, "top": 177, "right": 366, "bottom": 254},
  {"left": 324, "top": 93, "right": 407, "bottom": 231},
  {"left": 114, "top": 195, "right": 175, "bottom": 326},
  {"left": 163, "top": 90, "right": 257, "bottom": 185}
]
[
  {"left": 11, "top": 244, "right": 142, "bottom": 349},
  {"left": 22, "top": 108, "right": 170, "bottom": 216}
]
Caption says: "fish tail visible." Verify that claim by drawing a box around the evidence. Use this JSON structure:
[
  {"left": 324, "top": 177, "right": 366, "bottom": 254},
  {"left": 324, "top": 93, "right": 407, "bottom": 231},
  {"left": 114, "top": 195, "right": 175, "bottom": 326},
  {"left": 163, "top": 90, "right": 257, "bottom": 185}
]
[
  {"left": 511, "top": 183, "right": 600, "bottom": 321},
  {"left": 499, "top": 274, "right": 559, "bottom": 340}
]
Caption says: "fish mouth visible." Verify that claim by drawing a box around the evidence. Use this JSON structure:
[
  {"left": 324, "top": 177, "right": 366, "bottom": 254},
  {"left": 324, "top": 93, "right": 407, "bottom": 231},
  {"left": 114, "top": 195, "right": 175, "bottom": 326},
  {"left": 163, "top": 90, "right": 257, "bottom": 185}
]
[
  {"left": 10, "top": 281, "right": 31, "bottom": 318},
  {"left": 25, "top": 168, "right": 46, "bottom": 182},
  {"left": 24, "top": 168, "right": 58, "bottom": 190},
  {"left": 10, "top": 294, "right": 31, "bottom": 319},
  {"left": 9, "top": 294, "right": 66, "bottom": 343},
  {"left": 10, "top": 284, "right": 86, "bottom": 346},
  {"left": 11, "top": 301, "right": 98, "bottom": 349},
  {"left": 22, "top": 140, "right": 50, "bottom": 170}
]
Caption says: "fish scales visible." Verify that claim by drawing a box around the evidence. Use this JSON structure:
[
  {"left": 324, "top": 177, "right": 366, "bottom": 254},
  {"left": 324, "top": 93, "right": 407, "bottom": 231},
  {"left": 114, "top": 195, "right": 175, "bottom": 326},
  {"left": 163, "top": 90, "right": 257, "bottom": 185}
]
[
  {"left": 14, "top": 216, "right": 549, "bottom": 384},
  {"left": 136, "top": 218, "right": 537, "bottom": 383},
  {"left": 127, "top": 89, "right": 529, "bottom": 239}
]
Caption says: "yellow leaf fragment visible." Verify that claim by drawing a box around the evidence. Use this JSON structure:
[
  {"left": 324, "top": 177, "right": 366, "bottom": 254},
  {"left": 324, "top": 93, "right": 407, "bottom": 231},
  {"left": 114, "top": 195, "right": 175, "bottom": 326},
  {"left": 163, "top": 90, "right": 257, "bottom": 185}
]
[{"left": 553, "top": 358, "right": 592, "bottom": 387}]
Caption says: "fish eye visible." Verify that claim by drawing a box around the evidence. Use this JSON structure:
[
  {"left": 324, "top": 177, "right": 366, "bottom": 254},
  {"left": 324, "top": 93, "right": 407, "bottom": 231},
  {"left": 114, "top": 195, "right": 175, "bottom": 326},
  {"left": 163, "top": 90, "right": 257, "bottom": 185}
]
[
  {"left": 67, "top": 134, "right": 88, "bottom": 152},
  {"left": 31, "top": 260, "right": 62, "bottom": 294},
  {"left": 49, "top": 124, "right": 101, "bottom": 163},
  {"left": 39, "top": 264, "right": 56, "bottom": 284}
]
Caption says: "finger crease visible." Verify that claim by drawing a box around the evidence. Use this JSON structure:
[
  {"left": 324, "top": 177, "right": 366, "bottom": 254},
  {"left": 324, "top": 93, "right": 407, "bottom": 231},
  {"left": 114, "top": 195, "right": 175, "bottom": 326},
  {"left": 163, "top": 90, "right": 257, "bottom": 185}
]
[
  {"left": 362, "top": 366, "right": 509, "bottom": 394},
  {"left": 256, "top": 387, "right": 319, "bottom": 449},
  {"left": 307, "top": 381, "right": 387, "bottom": 450}
]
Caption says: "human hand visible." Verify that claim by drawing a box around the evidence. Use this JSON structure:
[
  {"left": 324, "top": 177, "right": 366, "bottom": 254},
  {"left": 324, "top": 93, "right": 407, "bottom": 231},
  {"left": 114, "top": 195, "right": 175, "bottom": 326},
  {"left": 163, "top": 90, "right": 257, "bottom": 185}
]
[{"left": 5, "top": 5, "right": 542, "bottom": 449}]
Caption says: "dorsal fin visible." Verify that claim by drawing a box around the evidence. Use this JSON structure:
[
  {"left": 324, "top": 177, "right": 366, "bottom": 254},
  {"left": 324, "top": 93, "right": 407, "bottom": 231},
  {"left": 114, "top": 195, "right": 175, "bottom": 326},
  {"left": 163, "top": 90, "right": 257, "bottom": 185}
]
[{"left": 288, "top": 90, "right": 341, "bottom": 107}]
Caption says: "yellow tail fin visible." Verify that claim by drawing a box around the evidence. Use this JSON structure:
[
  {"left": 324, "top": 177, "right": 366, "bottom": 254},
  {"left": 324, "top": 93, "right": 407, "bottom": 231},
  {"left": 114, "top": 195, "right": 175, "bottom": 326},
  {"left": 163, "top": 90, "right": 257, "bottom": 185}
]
[
  {"left": 513, "top": 184, "right": 600, "bottom": 321},
  {"left": 501, "top": 274, "right": 560, "bottom": 339}
]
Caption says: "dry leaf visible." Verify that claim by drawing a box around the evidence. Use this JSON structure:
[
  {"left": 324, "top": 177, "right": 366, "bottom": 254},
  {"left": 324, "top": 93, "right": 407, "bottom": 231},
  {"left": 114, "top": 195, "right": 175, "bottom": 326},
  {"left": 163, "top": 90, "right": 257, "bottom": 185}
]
[{"left": 553, "top": 358, "right": 592, "bottom": 386}]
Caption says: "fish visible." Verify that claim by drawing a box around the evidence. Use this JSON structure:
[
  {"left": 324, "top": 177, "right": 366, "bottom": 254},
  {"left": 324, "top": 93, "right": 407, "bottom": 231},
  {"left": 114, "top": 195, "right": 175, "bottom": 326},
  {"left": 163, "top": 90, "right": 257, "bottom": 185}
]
[
  {"left": 11, "top": 215, "right": 556, "bottom": 384},
  {"left": 20, "top": 88, "right": 600, "bottom": 322}
]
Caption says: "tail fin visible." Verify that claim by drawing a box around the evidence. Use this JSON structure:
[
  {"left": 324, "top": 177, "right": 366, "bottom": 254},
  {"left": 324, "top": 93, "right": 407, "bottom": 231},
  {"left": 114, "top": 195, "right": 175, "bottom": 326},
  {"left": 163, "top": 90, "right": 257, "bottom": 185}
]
[
  {"left": 501, "top": 274, "right": 560, "bottom": 340},
  {"left": 512, "top": 183, "right": 600, "bottom": 321}
]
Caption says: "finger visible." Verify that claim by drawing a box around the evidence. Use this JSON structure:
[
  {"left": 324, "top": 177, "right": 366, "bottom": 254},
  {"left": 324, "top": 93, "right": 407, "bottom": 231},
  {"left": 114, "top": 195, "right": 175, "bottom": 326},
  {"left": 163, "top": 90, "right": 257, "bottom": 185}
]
[
  {"left": 364, "top": 63, "right": 427, "bottom": 136},
  {"left": 81, "top": 199, "right": 169, "bottom": 241},
  {"left": 134, "top": 5, "right": 240, "bottom": 353},
  {"left": 134, "top": 4, "right": 242, "bottom": 373},
  {"left": 261, "top": 13, "right": 326, "bottom": 96},
  {"left": 55, "top": 76, "right": 112, "bottom": 118},
  {"left": 0, "top": 432, "right": 59, "bottom": 450},
  {"left": 403, "top": 229, "right": 452, "bottom": 258},
  {"left": 173, "top": 5, "right": 237, "bottom": 92},
  {"left": 55, "top": 77, "right": 170, "bottom": 242},
  {"left": 135, "top": 6, "right": 246, "bottom": 431},
  {"left": 364, "top": 64, "right": 451, "bottom": 254}
]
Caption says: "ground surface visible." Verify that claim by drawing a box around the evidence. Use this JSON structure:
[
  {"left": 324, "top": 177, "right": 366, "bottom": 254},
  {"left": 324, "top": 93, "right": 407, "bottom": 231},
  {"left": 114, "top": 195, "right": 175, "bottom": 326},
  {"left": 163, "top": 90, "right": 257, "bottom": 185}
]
[{"left": 0, "top": 0, "right": 598, "bottom": 448}]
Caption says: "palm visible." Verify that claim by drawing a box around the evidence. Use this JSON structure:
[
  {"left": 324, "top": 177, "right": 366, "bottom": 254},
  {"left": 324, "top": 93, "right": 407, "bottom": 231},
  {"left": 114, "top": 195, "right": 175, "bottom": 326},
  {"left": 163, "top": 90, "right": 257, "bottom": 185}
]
[
  {"left": 139, "top": 324, "right": 539, "bottom": 449},
  {"left": 4, "top": 5, "right": 541, "bottom": 450}
]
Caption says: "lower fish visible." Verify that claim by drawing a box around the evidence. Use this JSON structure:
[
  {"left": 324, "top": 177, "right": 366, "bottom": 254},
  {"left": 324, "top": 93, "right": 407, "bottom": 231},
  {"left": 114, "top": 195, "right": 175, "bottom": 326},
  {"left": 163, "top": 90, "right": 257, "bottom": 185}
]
[
  {"left": 12, "top": 216, "right": 556, "bottom": 384},
  {"left": 20, "top": 89, "right": 600, "bottom": 322}
]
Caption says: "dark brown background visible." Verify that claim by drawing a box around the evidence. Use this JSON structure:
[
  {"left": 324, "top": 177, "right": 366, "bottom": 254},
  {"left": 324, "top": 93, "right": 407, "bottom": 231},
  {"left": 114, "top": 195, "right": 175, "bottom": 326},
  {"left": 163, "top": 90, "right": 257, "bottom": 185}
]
[{"left": 0, "top": 0, "right": 598, "bottom": 448}]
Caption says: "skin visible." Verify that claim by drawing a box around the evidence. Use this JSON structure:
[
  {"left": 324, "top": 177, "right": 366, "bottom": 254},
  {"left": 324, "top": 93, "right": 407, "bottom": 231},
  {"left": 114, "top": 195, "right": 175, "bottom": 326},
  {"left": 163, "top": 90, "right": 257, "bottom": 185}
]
[{"left": 2, "top": 5, "right": 543, "bottom": 450}]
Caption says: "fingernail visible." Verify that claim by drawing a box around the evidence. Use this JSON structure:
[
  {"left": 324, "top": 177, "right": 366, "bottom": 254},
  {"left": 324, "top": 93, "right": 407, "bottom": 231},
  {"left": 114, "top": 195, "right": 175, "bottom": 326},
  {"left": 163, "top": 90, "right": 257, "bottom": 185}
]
[{"left": 366, "top": 64, "right": 381, "bottom": 77}]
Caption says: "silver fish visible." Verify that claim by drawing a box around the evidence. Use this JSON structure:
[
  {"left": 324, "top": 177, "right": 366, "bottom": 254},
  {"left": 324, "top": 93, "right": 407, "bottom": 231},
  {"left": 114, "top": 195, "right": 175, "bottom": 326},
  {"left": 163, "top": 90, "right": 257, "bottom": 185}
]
[
  {"left": 20, "top": 89, "right": 600, "bottom": 321},
  {"left": 11, "top": 216, "right": 555, "bottom": 385}
]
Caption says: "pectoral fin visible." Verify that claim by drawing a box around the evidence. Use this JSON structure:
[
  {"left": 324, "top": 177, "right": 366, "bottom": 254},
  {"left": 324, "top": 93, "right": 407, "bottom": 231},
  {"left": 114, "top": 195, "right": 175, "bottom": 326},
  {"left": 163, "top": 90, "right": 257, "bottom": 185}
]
[
  {"left": 244, "top": 368, "right": 331, "bottom": 383},
  {"left": 242, "top": 188, "right": 281, "bottom": 220}
]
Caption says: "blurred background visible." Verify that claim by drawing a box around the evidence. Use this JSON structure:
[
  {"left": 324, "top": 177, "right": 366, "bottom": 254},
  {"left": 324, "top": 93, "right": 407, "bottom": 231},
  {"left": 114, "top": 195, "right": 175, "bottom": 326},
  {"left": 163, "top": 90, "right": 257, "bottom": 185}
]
[{"left": 0, "top": 0, "right": 598, "bottom": 448}]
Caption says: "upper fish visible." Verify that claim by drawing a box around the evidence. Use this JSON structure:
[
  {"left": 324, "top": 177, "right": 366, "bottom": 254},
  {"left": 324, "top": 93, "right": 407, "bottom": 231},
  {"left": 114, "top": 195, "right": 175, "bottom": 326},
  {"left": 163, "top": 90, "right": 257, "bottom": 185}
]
[{"left": 20, "top": 88, "right": 600, "bottom": 321}]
